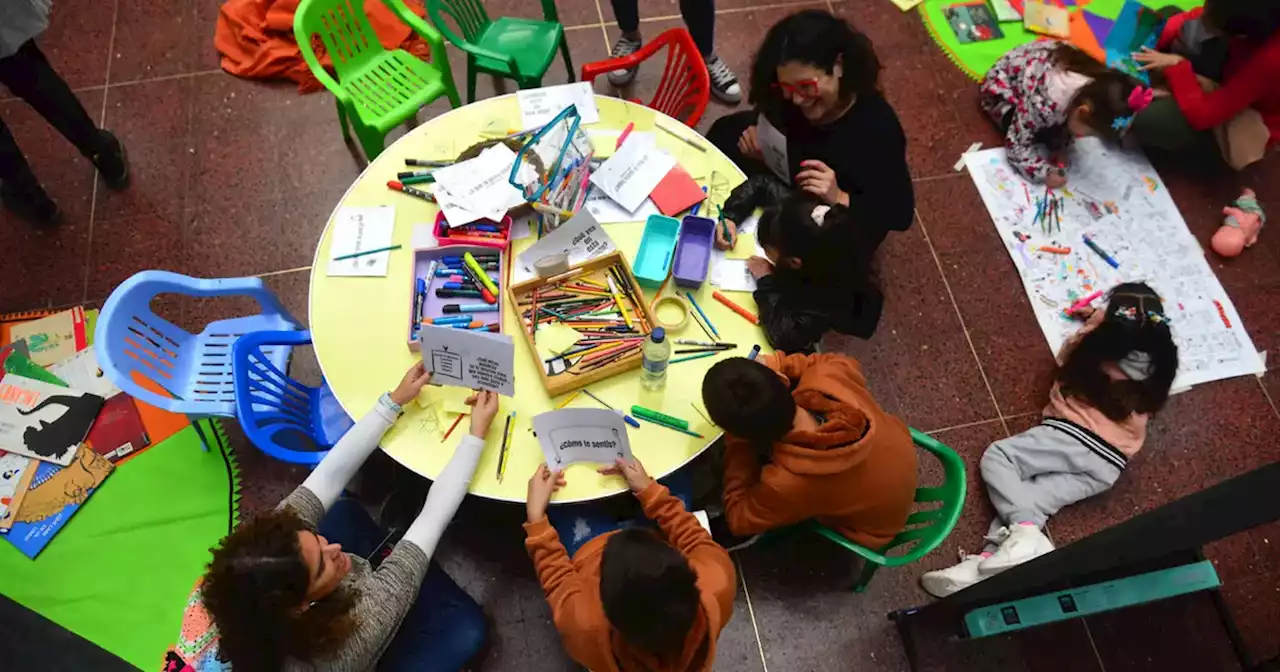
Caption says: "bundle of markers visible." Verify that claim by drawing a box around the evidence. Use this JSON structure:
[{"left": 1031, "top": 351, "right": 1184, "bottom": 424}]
[
  {"left": 1033, "top": 185, "right": 1064, "bottom": 234},
  {"left": 387, "top": 158, "right": 450, "bottom": 203},
  {"left": 519, "top": 263, "right": 652, "bottom": 376},
  {"left": 415, "top": 252, "right": 502, "bottom": 335}
]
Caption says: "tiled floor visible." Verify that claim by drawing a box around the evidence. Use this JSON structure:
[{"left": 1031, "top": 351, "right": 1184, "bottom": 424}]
[{"left": 4, "top": 0, "right": 1279, "bottom": 669}]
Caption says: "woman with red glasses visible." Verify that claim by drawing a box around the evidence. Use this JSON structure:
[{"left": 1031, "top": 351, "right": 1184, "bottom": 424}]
[{"left": 707, "top": 9, "right": 914, "bottom": 269}]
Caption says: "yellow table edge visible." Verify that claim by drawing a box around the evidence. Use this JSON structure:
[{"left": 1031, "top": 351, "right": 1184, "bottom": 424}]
[{"left": 308, "top": 93, "right": 766, "bottom": 503}]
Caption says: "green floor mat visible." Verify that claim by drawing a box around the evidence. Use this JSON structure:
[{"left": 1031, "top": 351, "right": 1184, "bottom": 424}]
[
  {"left": 0, "top": 420, "right": 240, "bottom": 669},
  {"left": 920, "top": 0, "right": 1203, "bottom": 81}
]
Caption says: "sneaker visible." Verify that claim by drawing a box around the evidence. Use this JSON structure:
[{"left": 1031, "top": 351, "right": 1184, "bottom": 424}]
[
  {"left": 0, "top": 181, "right": 60, "bottom": 228},
  {"left": 920, "top": 552, "right": 987, "bottom": 598},
  {"left": 978, "top": 524, "right": 1054, "bottom": 576},
  {"left": 705, "top": 54, "right": 742, "bottom": 104},
  {"left": 607, "top": 35, "right": 643, "bottom": 87},
  {"left": 90, "top": 130, "right": 130, "bottom": 191}
]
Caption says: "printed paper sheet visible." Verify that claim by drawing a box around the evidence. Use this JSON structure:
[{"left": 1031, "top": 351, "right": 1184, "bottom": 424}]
[
  {"left": 418, "top": 325, "right": 516, "bottom": 396},
  {"left": 964, "top": 138, "right": 1265, "bottom": 388},
  {"left": 532, "top": 408, "right": 633, "bottom": 468}
]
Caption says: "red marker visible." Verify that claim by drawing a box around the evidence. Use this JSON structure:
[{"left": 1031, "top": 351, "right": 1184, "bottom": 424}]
[
  {"left": 387, "top": 180, "right": 434, "bottom": 203},
  {"left": 1038, "top": 246, "right": 1071, "bottom": 254}
]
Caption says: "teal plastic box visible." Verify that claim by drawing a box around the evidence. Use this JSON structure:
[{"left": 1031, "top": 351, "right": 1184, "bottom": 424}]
[{"left": 633, "top": 214, "right": 681, "bottom": 288}]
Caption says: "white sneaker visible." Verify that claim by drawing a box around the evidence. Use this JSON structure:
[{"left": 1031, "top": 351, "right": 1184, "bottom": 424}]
[
  {"left": 978, "top": 524, "right": 1054, "bottom": 576},
  {"left": 705, "top": 54, "right": 741, "bottom": 104},
  {"left": 607, "top": 36, "right": 643, "bottom": 86},
  {"left": 920, "top": 552, "right": 987, "bottom": 598}
]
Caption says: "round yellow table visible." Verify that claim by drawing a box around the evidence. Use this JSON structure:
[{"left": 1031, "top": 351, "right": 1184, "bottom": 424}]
[{"left": 310, "top": 94, "right": 768, "bottom": 503}]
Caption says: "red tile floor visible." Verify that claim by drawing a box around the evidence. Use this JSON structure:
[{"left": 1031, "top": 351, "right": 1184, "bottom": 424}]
[{"left": 4, "top": 0, "right": 1279, "bottom": 670}]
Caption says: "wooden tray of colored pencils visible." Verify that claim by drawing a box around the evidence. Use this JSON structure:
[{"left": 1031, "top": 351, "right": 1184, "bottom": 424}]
[{"left": 507, "top": 251, "right": 655, "bottom": 396}]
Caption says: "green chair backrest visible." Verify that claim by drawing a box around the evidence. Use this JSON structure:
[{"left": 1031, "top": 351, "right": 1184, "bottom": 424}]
[
  {"left": 296, "top": 0, "right": 387, "bottom": 81},
  {"left": 811, "top": 428, "right": 967, "bottom": 566},
  {"left": 425, "top": 0, "right": 493, "bottom": 44}
]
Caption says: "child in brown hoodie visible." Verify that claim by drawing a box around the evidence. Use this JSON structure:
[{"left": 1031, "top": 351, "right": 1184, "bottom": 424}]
[
  {"left": 702, "top": 352, "right": 918, "bottom": 548},
  {"left": 523, "top": 457, "right": 737, "bottom": 672}
]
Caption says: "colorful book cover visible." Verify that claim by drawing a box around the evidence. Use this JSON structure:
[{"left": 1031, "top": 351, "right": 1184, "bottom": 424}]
[
  {"left": 3, "top": 444, "right": 114, "bottom": 558},
  {"left": 0, "top": 374, "right": 104, "bottom": 466},
  {"left": 8, "top": 306, "right": 87, "bottom": 367},
  {"left": 0, "top": 450, "right": 37, "bottom": 531},
  {"left": 990, "top": 0, "right": 1021, "bottom": 22},
  {"left": 85, "top": 395, "right": 151, "bottom": 464},
  {"left": 944, "top": 1, "right": 1005, "bottom": 44},
  {"left": 48, "top": 348, "right": 120, "bottom": 399},
  {"left": 1023, "top": 0, "right": 1071, "bottom": 38},
  {"left": 2, "top": 349, "right": 68, "bottom": 387},
  {"left": 1103, "top": 0, "right": 1164, "bottom": 85}
]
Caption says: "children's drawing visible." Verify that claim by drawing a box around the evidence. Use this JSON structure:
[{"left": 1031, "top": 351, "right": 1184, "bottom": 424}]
[{"left": 964, "top": 138, "right": 1266, "bottom": 389}]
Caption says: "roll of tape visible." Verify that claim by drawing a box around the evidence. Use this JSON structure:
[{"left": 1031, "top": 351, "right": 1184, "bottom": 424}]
[
  {"left": 534, "top": 253, "right": 570, "bottom": 278},
  {"left": 653, "top": 295, "right": 690, "bottom": 332}
]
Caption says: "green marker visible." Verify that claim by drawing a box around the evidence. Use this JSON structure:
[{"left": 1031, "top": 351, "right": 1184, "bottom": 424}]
[{"left": 630, "top": 405, "right": 689, "bottom": 431}]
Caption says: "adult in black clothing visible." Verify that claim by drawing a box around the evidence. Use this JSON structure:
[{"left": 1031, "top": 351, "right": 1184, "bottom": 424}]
[{"left": 707, "top": 9, "right": 914, "bottom": 266}]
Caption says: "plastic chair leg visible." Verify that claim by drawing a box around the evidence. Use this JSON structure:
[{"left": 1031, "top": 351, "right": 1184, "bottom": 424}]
[
  {"left": 189, "top": 415, "right": 213, "bottom": 453},
  {"left": 354, "top": 124, "right": 385, "bottom": 163},
  {"left": 559, "top": 35, "right": 575, "bottom": 83},
  {"left": 466, "top": 60, "right": 478, "bottom": 104},
  {"left": 334, "top": 99, "right": 353, "bottom": 143},
  {"left": 852, "top": 558, "right": 882, "bottom": 593}
]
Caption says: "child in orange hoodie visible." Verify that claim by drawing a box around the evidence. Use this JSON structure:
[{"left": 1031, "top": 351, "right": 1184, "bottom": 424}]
[
  {"left": 702, "top": 352, "right": 918, "bottom": 548},
  {"left": 523, "top": 456, "right": 736, "bottom": 672}
]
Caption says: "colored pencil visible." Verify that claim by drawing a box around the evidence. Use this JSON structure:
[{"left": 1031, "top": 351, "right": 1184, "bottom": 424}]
[
  {"left": 683, "top": 292, "right": 720, "bottom": 338},
  {"left": 670, "top": 352, "right": 719, "bottom": 365},
  {"left": 333, "top": 244, "right": 402, "bottom": 261},
  {"left": 442, "top": 413, "right": 466, "bottom": 440},
  {"left": 496, "top": 411, "right": 515, "bottom": 483}
]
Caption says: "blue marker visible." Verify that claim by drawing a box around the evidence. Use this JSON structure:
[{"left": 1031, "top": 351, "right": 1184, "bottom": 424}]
[
  {"left": 1082, "top": 235, "right": 1120, "bottom": 269},
  {"left": 443, "top": 281, "right": 478, "bottom": 290},
  {"left": 413, "top": 278, "right": 427, "bottom": 336},
  {"left": 442, "top": 303, "right": 500, "bottom": 314},
  {"left": 691, "top": 186, "right": 708, "bottom": 216},
  {"left": 747, "top": 344, "right": 761, "bottom": 361},
  {"left": 427, "top": 314, "right": 474, "bottom": 326}
]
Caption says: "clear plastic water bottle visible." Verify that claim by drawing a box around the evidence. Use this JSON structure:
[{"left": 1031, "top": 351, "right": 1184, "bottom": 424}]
[{"left": 641, "top": 327, "right": 671, "bottom": 391}]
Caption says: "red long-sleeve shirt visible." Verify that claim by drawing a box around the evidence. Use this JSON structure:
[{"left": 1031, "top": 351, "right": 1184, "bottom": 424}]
[{"left": 1157, "top": 8, "right": 1280, "bottom": 143}]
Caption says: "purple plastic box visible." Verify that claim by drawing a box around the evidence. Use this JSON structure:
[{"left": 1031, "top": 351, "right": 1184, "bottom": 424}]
[
  {"left": 406, "top": 245, "right": 504, "bottom": 351},
  {"left": 672, "top": 215, "right": 715, "bottom": 288}
]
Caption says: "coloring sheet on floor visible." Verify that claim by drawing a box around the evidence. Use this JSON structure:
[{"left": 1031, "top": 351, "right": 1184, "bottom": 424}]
[{"left": 964, "top": 138, "right": 1265, "bottom": 389}]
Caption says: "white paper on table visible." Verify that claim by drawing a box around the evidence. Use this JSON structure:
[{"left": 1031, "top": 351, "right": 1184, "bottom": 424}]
[
  {"left": 737, "top": 213, "right": 761, "bottom": 236},
  {"left": 411, "top": 222, "right": 438, "bottom": 249},
  {"left": 327, "top": 206, "right": 396, "bottom": 277},
  {"left": 518, "top": 83, "right": 600, "bottom": 130},
  {"left": 508, "top": 215, "right": 534, "bottom": 241},
  {"left": 431, "top": 144, "right": 531, "bottom": 226},
  {"left": 712, "top": 259, "right": 758, "bottom": 293},
  {"left": 419, "top": 325, "right": 516, "bottom": 396},
  {"left": 589, "top": 134, "right": 676, "bottom": 213},
  {"left": 517, "top": 209, "right": 616, "bottom": 279},
  {"left": 532, "top": 408, "right": 633, "bottom": 468},
  {"left": 47, "top": 350, "right": 121, "bottom": 398},
  {"left": 583, "top": 186, "right": 660, "bottom": 224},
  {"left": 757, "top": 114, "right": 790, "bottom": 183}
]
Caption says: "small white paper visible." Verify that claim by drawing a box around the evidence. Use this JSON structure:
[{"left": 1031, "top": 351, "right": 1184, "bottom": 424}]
[
  {"left": 583, "top": 186, "right": 660, "bottom": 224},
  {"left": 712, "top": 259, "right": 758, "bottom": 293},
  {"left": 328, "top": 206, "right": 396, "bottom": 277},
  {"left": 518, "top": 82, "right": 600, "bottom": 130},
  {"left": 517, "top": 209, "right": 617, "bottom": 281},
  {"left": 419, "top": 325, "right": 516, "bottom": 396},
  {"left": 47, "top": 350, "right": 121, "bottom": 399},
  {"left": 757, "top": 114, "right": 790, "bottom": 183},
  {"left": 532, "top": 408, "right": 633, "bottom": 468},
  {"left": 590, "top": 134, "right": 676, "bottom": 213},
  {"left": 737, "top": 213, "right": 761, "bottom": 236},
  {"left": 432, "top": 144, "right": 530, "bottom": 226},
  {"left": 411, "top": 222, "right": 438, "bottom": 249}
]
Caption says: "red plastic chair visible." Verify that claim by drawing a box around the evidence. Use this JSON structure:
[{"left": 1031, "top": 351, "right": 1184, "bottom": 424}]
[{"left": 579, "top": 28, "right": 710, "bottom": 128}]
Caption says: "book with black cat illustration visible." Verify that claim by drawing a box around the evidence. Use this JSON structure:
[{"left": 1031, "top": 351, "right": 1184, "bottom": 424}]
[{"left": 0, "top": 374, "right": 104, "bottom": 466}]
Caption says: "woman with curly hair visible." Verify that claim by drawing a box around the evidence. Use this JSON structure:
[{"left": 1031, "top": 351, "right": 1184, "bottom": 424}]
[{"left": 180, "top": 362, "right": 500, "bottom": 671}]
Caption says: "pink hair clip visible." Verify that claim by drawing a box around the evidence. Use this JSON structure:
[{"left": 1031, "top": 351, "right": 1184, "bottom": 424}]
[{"left": 1128, "top": 86, "right": 1155, "bottom": 114}]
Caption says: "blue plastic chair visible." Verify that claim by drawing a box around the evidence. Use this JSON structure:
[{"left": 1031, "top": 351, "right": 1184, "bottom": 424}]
[
  {"left": 95, "top": 271, "right": 303, "bottom": 449},
  {"left": 232, "top": 330, "right": 354, "bottom": 465}
]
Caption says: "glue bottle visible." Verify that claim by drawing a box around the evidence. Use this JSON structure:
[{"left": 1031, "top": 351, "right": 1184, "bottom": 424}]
[{"left": 641, "top": 327, "right": 671, "bottom": 391}]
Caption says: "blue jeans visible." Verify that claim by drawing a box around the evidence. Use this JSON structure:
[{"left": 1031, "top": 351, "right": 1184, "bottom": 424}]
[
  {"left": 319, "top": 499, "right": 487, "bottom": 672},
  {"left": 549, "top": 470, "right": 695, "bottom": 558}
]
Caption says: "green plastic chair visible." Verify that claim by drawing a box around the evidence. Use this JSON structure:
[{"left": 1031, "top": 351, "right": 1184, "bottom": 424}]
[
  {"left": 424, "top": 0, "right": 574, "bottom": 103},
  {"left": 776, "top": 428, "right": 967, "bottom": 592},
  {"left": 294, "top": 0, "right": 462, "bottom": 161}
]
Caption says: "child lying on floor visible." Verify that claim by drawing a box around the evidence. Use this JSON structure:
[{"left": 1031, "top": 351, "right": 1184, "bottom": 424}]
[
  {"left": 981, "top": 42, "right": 1153, "bottom": 187},
  {"left": 701, "top": 351, "right": 917, "bottom": 549},
  {"left": 921, "top": 283, "right": 1179, "bottom": 597}
]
